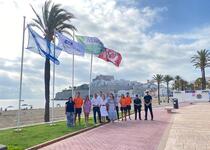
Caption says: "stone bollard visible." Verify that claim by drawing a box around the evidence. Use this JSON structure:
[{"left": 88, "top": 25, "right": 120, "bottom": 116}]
[{"left": 0, "top": 144, "right": 7, "bottom": 150}]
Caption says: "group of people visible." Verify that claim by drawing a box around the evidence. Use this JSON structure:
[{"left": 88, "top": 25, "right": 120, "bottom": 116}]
[{"left": 65, "top": 90, "right": 154, "bottom": 127}]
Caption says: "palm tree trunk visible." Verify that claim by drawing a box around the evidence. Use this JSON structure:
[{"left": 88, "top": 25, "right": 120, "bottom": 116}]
[
  {"left": 158, "top": 83, "right": 160, "bottom": 105},
  {"left": 167, "top": 82, "right": 169, "bottom": 103},
  {"left": 201, "top": 68, "right": 206, "bottom": 90},
  {"left": 44, "top": 58, "right": 50, "bottom": 122},
  {"left": 181, "top": 82, "right": 184, "bottom": 91},
  {"left": 178, "top": 80, "right": 180, "bottom": 91}
]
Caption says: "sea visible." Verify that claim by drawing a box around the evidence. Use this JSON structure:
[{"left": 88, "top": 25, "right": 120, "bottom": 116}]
[{"left": 0, "top": 99, "right": 67, "bottom": 111}]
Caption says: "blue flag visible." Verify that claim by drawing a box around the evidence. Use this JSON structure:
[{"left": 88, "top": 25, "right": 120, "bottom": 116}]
[
  {"left": 55, "top": 32, "right": 85, "bottom": 56},
  {"left": 26, "top": 26, "right": 62, "bottom": 65}
]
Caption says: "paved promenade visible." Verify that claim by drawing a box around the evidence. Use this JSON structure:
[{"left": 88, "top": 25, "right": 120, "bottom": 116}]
[
  {"left": 40, "top": 102, "right": 210, "bottom": 150},
  {"left": 40, "top": 107, "right": 171, "bottom": 150},
  {"left": 164, "top": 103, "right": 210, "bottom": 150}
]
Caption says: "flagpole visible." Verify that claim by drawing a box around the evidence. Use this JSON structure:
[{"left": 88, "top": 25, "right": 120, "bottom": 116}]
[
  {"left": 72, "top": 30, "right": 75, "bottom": 98},
  {"left": 89, "top": 53, "right": 93, "bottom": 99},
  {"left": 51, "top": 31, "right": 56, "bottom": 125},
  {"left": 16, "top": 16, "right": 26, "bottom": 131}
]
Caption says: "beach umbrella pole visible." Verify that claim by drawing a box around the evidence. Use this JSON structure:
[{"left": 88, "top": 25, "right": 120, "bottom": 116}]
[
  {"left": 16, "top": 16, "right": 26, "bottom": 131},
  {"left": 89, "top": 53, "right": 93, "bottom": 99}
]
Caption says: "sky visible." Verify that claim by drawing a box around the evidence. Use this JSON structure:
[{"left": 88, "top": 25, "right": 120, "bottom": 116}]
[{"left": 0, "top": 0, "right": 210, "bottom": 99}]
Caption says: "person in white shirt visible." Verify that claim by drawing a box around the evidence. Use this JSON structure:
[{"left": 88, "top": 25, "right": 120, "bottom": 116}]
[
  {"left": 100, "top": 94, "right": 108, "bottom": 122},
  {"left": 91, "top": 93, "right": 102, "bottom": 124}
]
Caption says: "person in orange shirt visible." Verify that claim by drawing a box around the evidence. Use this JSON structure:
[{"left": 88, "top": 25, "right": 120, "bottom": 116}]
[
  {"left": 74, "top": 92, "right": 83, "bottom": 126},
  {"left": 125, "top": 92, "right": 132, "bottom": 120},
  {"left": 120, "top": 94, "right": 127, "bottom": 121}
]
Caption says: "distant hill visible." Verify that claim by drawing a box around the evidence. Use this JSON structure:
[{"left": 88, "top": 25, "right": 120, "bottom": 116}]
[{"left": 55, "top": 74, "right": 166, "bottom": 99}]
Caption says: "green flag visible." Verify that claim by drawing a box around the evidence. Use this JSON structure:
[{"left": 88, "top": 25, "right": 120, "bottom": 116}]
[{"left": 76, "top": 35, "right": 105, "bottom": 55}]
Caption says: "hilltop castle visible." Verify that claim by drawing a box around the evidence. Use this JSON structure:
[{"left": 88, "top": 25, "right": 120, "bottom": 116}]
[{"left": 55, "top": 75, "right": 166, "bottom": 99}]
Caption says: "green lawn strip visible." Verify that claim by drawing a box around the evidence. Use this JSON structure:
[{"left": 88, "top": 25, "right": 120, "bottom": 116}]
[
  {"left": 0, "top": 109, "right": 142, "bottom": 150},
  {"left": 0, "top": 118, "right": 94, "bottom": 150}
]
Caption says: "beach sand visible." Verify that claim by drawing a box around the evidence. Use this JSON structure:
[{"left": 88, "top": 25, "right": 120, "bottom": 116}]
[
  {"left": 0, "top": 98, "right": 168, "bottom": 129},
  {"left": 0, "top": 107, "right": 66, "bottom": 129}
]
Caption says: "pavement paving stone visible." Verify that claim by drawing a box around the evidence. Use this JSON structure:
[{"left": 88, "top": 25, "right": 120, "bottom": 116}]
[
  {"left": 39, "top": 103, "right": 210, "bottom": 150},
  {"left": 163, "top": 103, "right": 210, "bottom": 150},
  {"left": 40, "top": 108, "right": 171, "bottom": 150}
]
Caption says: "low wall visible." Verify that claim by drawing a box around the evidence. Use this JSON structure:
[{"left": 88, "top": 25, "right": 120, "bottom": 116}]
[{"left": 173, "top": 90, "right": 210, "bottom": 102}]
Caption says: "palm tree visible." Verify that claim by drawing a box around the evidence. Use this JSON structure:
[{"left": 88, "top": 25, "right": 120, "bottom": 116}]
[
  {"left": 31, "top": 1, "right": 76, "bottom": 122},
  {"left": 194, "top": 77, "right": 202, "bottom": 90},
  {"left": 188, "top": 83, "right": 194, "bottom": 90},
  {"left": 191, "top": 49, "right": 210, "bottom": 90},
  {"left": 180, "top": 79, "right": 188, "bottom": 91},
  {"left": 153, "top": 74, "right": 164, "bottom": 105},
  {"left": 207, "top": 82, "right": 210, "bottom": 89},
  {"left": 174, "top": 75, "right": 181, "bottom": 91},
  {"left": 164, "top": 75, "right": 173, "bottom": 103}
]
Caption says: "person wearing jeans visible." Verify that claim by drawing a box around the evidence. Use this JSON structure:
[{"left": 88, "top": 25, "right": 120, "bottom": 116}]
[
  {"left": 134, "top": 94, "right": 142, "bottom": 120},
  {"left": 91, "top": 93, "right": 102, "bottom": 124},
  {"left": 65, "top": 97, "right": 75, "bottom": 127},
  {"left": 144, "top": 91, "right": 153, "bottom": 120}
]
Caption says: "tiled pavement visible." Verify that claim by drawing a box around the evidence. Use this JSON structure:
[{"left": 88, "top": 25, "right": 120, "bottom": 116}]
[
  {"left": 164, "top": 103, "right": 210, "bottom": 150},
  {"left": 40, "top": 107, "right": 171, "bottom": 150}
]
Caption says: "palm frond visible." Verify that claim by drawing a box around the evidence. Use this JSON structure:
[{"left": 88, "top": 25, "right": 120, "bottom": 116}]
[
  {"left": 164, "top": 75, "right": 173, "bottom": 83},
  {"left": 29, "top": 23, "right": 45, "bottom": 33},
  {"left": 31, "top": 0, "right": 76, "bottom": 40},
  {"left": 153, "top": 74, "right": 164, "bottom": 83},
  {"left": 57, "top": 23, "right": 76, "bottom": 31},
  {"left": 42, "top": 1, "right": 51, "bottom": 29},
  {"left": 191, "top": 49, "right": 210, "bottom": 69},
  {"left": 59, "top": 29, "right": 73, "bottom": 37},
  {"left": 30, "top": 5, "right": 45, "bottom": 30}
]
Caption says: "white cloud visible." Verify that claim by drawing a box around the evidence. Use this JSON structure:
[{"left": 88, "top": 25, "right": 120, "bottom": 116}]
[{"left": 0, "top": 0, "right": 209, "bottom": 99}]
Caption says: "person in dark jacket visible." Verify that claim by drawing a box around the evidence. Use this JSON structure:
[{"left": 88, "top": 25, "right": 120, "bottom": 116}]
[
  {"left": 65, "top": 97, "right": 75, "bottom": 127},
  {"left": 134, "top": 94, "right": 142, "bottom": 120},
  {"left": 144, "top": 91, "right": 153, "bottom": 120}
]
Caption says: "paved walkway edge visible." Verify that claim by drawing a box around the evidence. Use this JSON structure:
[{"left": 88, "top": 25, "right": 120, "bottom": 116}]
[
  {"left": 157, "top": 103, "right": 191, "bottom": 150},
  {"left": 157, "top": 112, "right": 175, "bottom": 150},
  {"left": 26, "top": 123, "right": 107, "bottom": 150}
]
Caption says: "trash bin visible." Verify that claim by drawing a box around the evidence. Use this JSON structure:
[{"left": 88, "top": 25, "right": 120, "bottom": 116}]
[
  {"left": 0, "top": 144, "right": 7, "bottom": 150},
  {"left": 173, "top": 98, "right": 179, "bottom": 109}
]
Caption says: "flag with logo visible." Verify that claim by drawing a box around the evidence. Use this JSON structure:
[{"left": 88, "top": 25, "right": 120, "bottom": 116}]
[
  {"left": 76, "top": 35, "right": 104, "bottom": 55},
  {"left": 26, "top": 26, "right": 61, "bottom": 65},
  {"left": 98, "top": 48, "right": 122, "bottom": 67},
  {"left": 55, "top": 32, "right": 85, "bottom": 56}
]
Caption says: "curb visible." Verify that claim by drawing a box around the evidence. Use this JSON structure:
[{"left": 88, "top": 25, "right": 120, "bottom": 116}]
[{"left": 26, "top": 123, "right": 107, "bottom": 150}]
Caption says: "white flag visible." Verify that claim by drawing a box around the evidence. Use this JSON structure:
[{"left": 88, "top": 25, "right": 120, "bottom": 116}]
[
  {"left": 55, "top": 32, "right": 85, "bottom": 56},
  {"left": 26, "top": 26, "right": 62, "bottom": 65}
]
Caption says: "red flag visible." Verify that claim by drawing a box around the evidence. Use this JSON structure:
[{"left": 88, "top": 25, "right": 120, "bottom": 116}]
[{"left": 98, "top": 48, "right": 122, "bottom": 67}]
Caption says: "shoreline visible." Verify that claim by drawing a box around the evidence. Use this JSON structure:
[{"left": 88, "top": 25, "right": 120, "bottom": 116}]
[{"left": 0, "top": 99, "right": 67, "bottom": 111}]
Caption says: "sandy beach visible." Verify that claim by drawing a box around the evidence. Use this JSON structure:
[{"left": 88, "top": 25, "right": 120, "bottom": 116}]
[
  {"left": 0, "top": 98, "right": 168, "bottom": 129},
  {"left": 0, "top": 107, "right": 66, "bottom": 129}
]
